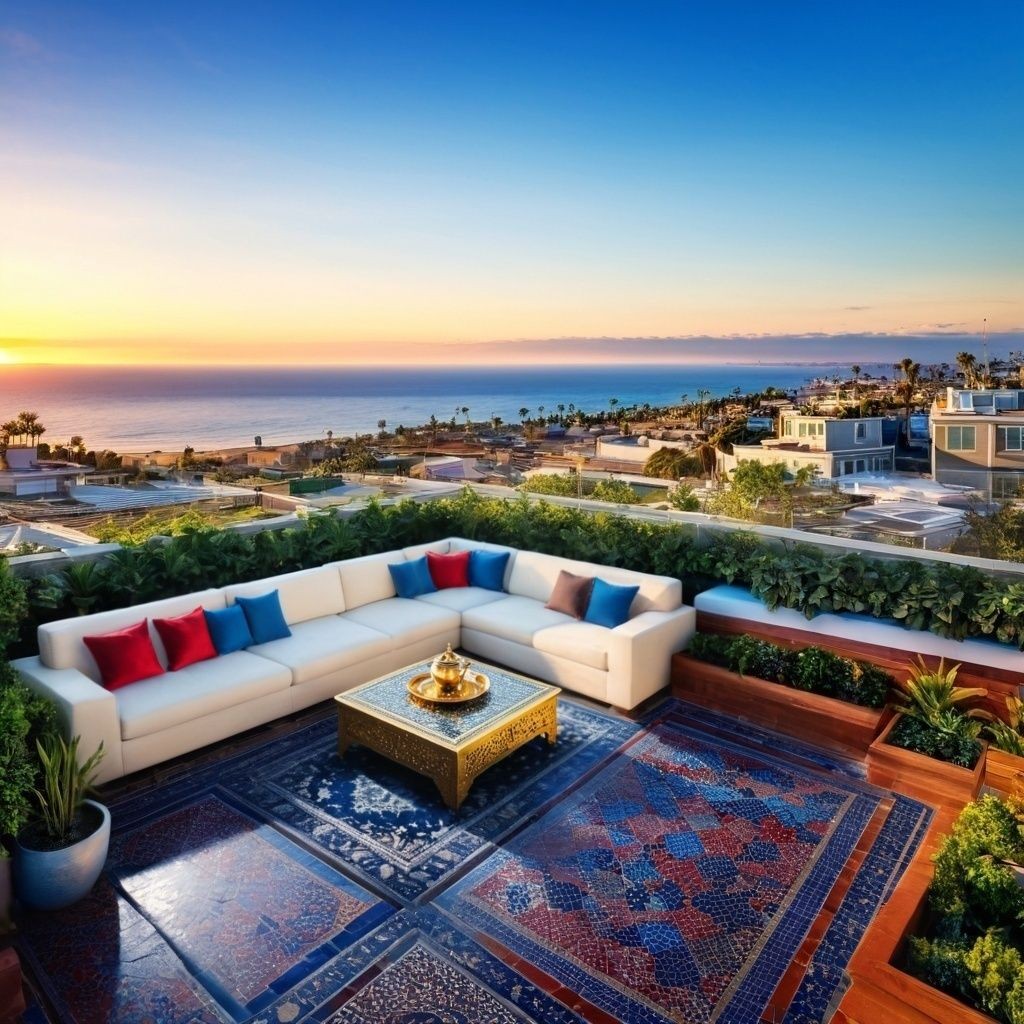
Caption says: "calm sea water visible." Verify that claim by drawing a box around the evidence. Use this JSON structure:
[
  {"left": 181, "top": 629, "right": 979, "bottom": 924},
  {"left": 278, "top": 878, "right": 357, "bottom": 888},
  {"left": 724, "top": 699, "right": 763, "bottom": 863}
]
[{"left": 0, "top": 363, "right": 880, "bottom": 451}]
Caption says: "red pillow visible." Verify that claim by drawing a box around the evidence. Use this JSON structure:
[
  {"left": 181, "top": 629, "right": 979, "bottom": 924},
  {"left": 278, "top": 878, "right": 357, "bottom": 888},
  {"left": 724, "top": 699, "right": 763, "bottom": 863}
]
[
  {"left": 426, "top": 550, "right": 471, "bottom": 589},
  {"left": 83, "top": 620, "right": 165, "bottom": 691},
  {"left": 153, "top": 606, "right": 218, "bottom": 671}
]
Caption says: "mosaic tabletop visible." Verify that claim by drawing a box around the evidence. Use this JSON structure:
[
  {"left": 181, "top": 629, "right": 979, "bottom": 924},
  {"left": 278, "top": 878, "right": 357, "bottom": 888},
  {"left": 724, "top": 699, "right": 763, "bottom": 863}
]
[{"left": 336, "top": 658, "right": 559, "bottom": 746}]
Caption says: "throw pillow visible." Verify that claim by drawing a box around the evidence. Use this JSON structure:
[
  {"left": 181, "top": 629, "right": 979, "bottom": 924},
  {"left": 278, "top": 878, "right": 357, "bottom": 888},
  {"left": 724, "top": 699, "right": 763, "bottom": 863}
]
[
  {"left": 83, "top": 620, "right": 165, "bottom": 691},
  {"left": 545, "top": 570, "right": 595, "bottom": 619},
  {"left": 584, "top": 578, "right": 640, "bottom": 628},
  {"left": 153, "top": 606, "right": 218, "bottom": 671},
  {"left": 235, "top": 591, "right": 292, "bottom": 644},
  {"left": 427, "top": 550, "right": 471, "bottom": 589},
  {"left": 468, "top": 549, "right": 510, "bottom": 591},
  {"left": 204, "top": 604, "right": 254, "bottom": 655},
  {"left": 389, "top": 557, "right": 437, "bottom": 599}
]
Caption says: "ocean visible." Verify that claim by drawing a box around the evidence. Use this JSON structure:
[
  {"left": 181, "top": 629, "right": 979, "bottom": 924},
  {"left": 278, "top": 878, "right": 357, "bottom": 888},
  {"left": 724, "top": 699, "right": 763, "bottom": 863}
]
[{"left": 0, "top": 363, "right": 883, "bottom": 451}]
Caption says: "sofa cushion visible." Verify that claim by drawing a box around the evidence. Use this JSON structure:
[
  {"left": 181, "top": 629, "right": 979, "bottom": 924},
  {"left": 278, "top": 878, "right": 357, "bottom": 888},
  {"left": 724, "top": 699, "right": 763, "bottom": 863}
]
[
  {"left": 585, "top": 579, "right": 640, "bottom": 629},
  {"left": 508, "top": 550, "right": 679, "bottom": 613},
  {"left": 389, "top": 558, "right": 437, "bottom": 599},
  {"left": 462, "top": 595, "right": 575, "bottom": 647},
  {"left": 415, "top": 587, "right": 507, "bottom": 613},
  {"left": 448, "top": 538, "right": 517, "bottom": 590},
  {"left": 342, "top": 599, "right": 459, "bottom": 645},
  {"left": 236, "top": 591, "right": 292, "bottom": 644},
  {"left": 153, "top": 607, "right": 218, "bottom": 671},
  {"left": 204, "top": 605, "right": 253, "bottom": 655},
  {"left": 223, "top": 566, "right": 345, "bottom": 625},
  {"left": 248, "top": 616, "right": 394, "bottom": 685},
  {"left": 83, "top": 620, "right": 165, "bottom": 691},
  {"left": 427, "top": 550, "right": 470, "bottom": 589},
  {"left": 117, "top": 651, "right": 292, "bottom": 741},
  {"left": 335, "top": 553, "right": 398, "bottom": 610},
  {"left": 468, "top": 549, "right": 511, "bottom": 591},
  {"left": 533, "top": 621, "right": 612, "bottom": 671},
  {"left": 39, "top": 590, "right": 227, "bottom": 678},
  {"left": 545, "top": 570, "right": 595, "bottom": 619}
]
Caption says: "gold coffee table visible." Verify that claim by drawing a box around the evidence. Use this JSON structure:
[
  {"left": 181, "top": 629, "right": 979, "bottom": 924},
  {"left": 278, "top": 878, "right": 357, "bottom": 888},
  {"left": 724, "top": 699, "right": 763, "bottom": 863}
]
[{"left": 335, "top": 658, "right": 559, "bottom": 810}]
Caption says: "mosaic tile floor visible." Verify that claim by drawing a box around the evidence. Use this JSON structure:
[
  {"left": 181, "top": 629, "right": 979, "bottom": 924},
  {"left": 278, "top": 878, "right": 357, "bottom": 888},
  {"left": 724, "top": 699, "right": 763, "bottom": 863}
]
[{"left": 15, "top": 698, "right": 930, "bottom": 1024}]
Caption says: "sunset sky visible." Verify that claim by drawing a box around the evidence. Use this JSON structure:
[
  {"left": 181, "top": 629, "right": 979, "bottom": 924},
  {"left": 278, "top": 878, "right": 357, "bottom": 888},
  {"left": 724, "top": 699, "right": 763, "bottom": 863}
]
[{"left": 1, "top": 1, "right": 1022, "bottom": 366}]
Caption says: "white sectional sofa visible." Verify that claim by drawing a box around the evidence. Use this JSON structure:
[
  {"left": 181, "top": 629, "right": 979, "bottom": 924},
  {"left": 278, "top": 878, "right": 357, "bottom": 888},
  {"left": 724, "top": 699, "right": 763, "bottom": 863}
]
[{"left": 14, "top": 537, "right": 695, "bottom": 784}]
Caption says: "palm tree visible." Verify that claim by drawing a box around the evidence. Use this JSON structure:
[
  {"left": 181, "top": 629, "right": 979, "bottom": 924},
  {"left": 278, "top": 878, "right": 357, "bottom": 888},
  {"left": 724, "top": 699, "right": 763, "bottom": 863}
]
[
  {"left": 518, "top": 407, "right": 530, "bottom": 424},
  {"left": 695, "top": 388, "right": 711, "bottom": 430},
  {"left": 460, "top": 406, "right": 470, "bottom": 427},
  {"left": 69, "top": 435, "right": 85, "bottom": 459},
  {"left": 15, "top": 411, "right": 45, "bottom": 446},
  {"left": 850, "top": 365, "right": 861, "bottom": 401},
  {"left": 557, "top": 403, "right": 565, "bottom": 422},
  {"left": 491, "top": 414, "right": 503, "bottom": 430},
  {"left": 428, "top": 414, "right": 439, "bottom": 447},
  {"left": 377, "top": 419, "right": 387, "bottom": 432},
  {"left": 956, "top": 351, "right": 978, "bottom": 389},
  {"left": 609, "top": 397, "right": 619, "bottom": 421},
  {"left": 537, "top": 405, "right": 545, "bottom": 422}
]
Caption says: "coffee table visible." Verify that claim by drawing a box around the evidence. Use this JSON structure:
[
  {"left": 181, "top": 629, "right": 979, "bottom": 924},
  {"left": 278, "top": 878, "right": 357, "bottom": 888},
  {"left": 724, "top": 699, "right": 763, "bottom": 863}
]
[{"left": 335, "top": 658, "right": 560, "bottom": 810}]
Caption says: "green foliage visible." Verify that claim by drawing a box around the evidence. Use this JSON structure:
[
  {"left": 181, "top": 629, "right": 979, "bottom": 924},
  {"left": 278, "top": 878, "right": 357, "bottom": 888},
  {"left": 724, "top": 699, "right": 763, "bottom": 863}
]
[
  {"left": 31, "top": 735, "right": 105, "bottom": 846},
  {"left": 986, "top": 697, "right": 1024, "bottom": 757},
  {"left": 643, "top": 447, "right": 703, "bottom": 480},
  {"left": 0, "top": 560, "right": 27, "bottom": 657},
  {"left": 669, "top": 484, "right": 701, "bottom": 511},
  {"left": 892, "top": 657, "right": 990, "bottom": 727},
  {"left": 888, "top": 713, "right": 983, "bottom": 768},
  {"left": 590, "top": 479, "right": 640, "bottom": 504},
  {"left": 685, "top": 632, "right": 890, "bottom": 709},
  {"left": 708, "top": 461, "right": 791, "bottom": 519},
  {"left": 0, "top": 666, "right": 56, "bottom": 848},
  {"left": 519, "top": 474, "right": 578, "bottom": 497},
  {"left": 909, "top": 794, "right": 1024, "bottom": 1022}
]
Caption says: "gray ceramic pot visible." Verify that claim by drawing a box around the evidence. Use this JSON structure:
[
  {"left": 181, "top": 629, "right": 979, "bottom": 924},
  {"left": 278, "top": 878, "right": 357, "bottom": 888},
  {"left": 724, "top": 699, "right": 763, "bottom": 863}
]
[{"left": 14, "top": 800, "right": 110, "bottom": 911}]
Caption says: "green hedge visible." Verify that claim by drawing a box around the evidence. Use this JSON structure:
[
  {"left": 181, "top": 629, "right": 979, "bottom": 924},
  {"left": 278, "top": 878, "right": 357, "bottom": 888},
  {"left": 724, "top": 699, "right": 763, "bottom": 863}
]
[
  {"left": 17, "top": 490, "right": 1024, "bottom": 654},
  {"left": 686, "top": 632, "right": 891, "bottom": 709},
  {"left": 908, "top": 795, "right": 1024, "bottom": 1023}
]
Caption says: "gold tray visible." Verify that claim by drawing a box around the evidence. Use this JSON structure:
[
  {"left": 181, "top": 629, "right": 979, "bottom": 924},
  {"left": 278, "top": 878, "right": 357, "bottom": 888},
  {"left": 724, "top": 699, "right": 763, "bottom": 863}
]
[{"left": 407, "top": 670, "right": 490, "bottom": 704}]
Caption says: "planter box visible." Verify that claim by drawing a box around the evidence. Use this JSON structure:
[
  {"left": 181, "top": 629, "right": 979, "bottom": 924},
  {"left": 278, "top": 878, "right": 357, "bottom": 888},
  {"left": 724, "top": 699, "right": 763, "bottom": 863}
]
[
  {"left": 670, "top": 653, "right": 884, "bottom": 758},
  {"left": 984, "top": 747, "right": 1024, "bottom": 796},
  {"left": 866, "top": 714, "right": 986, "bottom": 808}
]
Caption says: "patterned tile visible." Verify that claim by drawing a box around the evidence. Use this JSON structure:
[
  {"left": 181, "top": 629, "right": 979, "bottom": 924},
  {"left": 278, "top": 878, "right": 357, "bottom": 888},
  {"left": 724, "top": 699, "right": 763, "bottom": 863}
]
[
  {"left": 440, "top": 719, "right": 881, "bottom": 1024},
  {"left": 219, "top": 700, "right": 638, "bottom": 901},
  {"left": 109, "top": 795, "right": 391, "bottom": 1016},
  {"left": 341, "top": 660, "right": 557, "bottom": 744},
  {"left": 17, "top": 876, "right": 230, "bottom": 1024}
]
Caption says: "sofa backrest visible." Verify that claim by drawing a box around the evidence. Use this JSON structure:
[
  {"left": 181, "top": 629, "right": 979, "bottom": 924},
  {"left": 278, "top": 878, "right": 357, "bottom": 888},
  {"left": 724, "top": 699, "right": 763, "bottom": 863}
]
[
  {"left": 39, "top": 589, "right": 227, "bottom": 679},
  {"left": 401, "top": 540, "right": 450, "bottom": 561},
  {"left": 222, "top": 565, "right": 345, "bottom": 625},
  {"left": 335, "top": 552, "right": 401, "bottom": 610},
  {"left": 507, "top": 550, "right": 680, "bottom": 615},
  {"left": 447, "top": 537, "right": 518, "bottom": 591}
]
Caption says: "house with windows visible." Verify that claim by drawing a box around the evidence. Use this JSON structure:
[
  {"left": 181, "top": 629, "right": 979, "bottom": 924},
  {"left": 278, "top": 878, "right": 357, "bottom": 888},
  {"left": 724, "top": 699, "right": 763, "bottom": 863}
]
[
  {"left": 722, "top": 411, "right": 895, "bottom": 480},
  {"left": 930, "top": 387, "right": 1024, "bottom": 497}
]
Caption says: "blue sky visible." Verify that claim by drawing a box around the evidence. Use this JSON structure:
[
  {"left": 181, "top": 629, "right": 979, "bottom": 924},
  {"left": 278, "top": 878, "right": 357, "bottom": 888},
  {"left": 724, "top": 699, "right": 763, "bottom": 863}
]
[{"left": 1, "top": 1, "right": 1022, "bottom": 363}]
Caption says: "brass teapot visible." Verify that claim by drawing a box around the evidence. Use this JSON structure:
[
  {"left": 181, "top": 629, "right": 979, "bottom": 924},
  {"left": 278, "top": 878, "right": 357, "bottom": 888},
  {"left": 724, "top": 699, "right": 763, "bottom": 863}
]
[{"left": 430, "top": 644, "right": 471, "bottom": 693}]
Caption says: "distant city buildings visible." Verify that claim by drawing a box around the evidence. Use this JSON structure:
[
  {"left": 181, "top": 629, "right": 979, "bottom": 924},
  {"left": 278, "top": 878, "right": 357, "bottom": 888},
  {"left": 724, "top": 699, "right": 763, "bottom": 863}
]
[
  {"left": 724, "top": 411, "right": 895, "bottom": 480},
  {"left": 931, "top": 387, "right": 1024, "bottom": 498}
]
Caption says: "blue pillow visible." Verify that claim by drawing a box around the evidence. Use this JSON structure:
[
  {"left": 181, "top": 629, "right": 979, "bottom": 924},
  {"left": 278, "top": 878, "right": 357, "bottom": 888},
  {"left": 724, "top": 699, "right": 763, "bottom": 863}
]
[
  {"left": 584, "top": 578, "right": 639, "bottom": 629},
  {"left": 235, "top": 591, "right": 291, "bottom": 644},
  {"left": 389, "top": 558, "right": 437, "bottom": 599},
  {"left": 468, "top": 549, "right": 510, "bottom": 591},
  {"left": 204, "top": 605, "right": 254, "bottom": 654}
]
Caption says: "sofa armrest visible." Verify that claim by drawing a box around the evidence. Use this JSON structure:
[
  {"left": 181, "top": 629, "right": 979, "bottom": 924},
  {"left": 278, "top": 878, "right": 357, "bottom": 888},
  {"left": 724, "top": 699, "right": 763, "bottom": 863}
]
[
  {"left": 605, "top": 606, "right": 697, "bottom": 710},
  {"left": 11, "top": 657, "right": 124, "bottom": 785}
]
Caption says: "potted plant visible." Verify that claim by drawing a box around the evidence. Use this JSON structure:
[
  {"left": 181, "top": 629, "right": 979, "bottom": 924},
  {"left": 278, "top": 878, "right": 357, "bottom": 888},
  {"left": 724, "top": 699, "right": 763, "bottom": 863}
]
[
  {"left": 0, "top": 670, "right": 56, "bottom": 929},
  {"left": 14, "top": 735, "right": 108, "bottom": 911},
  {"left": 672, "top": 632, "right": 890, "bottom": 757},
  {"left": 984, "top": 696, "right": 1024, "bottom": 796},
  {"left": 867, "top": 658, "right": 990, "bottom": 805}
]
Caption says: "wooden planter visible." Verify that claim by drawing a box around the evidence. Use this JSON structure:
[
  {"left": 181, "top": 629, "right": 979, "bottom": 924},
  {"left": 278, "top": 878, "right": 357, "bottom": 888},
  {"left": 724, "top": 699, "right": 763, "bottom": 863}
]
[
  {"left": 866, "top": 714, "right": 987, "bottom": 808},
  {"left": 984, "top": 747, "right": 1024, "bottom": 796},
  {"left": 670, "top": 654, "right": 885, "bottom": 758}
]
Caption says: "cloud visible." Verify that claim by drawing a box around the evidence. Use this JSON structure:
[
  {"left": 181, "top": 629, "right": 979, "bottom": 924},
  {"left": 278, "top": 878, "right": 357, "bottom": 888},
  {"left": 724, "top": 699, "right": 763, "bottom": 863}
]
[
  {"left": 0, "top": 28, "right": 50, "bottom": 59},
  {"left": 843, "top": 305, "right": 871, "bottom": 311}
]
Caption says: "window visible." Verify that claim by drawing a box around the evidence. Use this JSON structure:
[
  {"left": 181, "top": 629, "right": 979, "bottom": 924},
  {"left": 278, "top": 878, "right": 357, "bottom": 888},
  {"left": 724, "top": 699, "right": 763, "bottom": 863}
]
[
  {"left": 994, "top": 474, "right": 1024, "bottom": 499},
  {"left": 999, "top": 426, "right": 1024, "bottom": 451},
  {"left": 945, "top": 426, "right": 976, "bottom": 452},
  {"left": 854, "top": 422, "right": 866, "bottom": 441}
]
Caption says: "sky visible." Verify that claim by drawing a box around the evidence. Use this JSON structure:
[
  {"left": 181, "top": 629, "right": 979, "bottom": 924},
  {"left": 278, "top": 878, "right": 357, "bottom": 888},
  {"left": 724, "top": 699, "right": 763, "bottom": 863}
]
[{"left": 1, "top": 1, "right": 1022, "bottom": 366}]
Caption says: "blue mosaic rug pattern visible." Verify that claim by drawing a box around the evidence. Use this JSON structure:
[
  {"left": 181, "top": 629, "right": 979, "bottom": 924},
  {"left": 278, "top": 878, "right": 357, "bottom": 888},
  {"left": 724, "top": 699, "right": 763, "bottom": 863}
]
[
  {"left": 16, "top": 697, "right": 931, "bottom": 1024},
  {"left": 439, "top": 714, "right": 910, "bottom": 1024},
  {"left": 217, "top": 700, "right": 638, "bottom": 901}
]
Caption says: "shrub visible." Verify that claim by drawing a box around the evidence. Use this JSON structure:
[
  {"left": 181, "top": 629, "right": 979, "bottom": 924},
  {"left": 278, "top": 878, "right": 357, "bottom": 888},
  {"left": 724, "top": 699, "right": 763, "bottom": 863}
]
[
  {"left": 909, "top": 794, "right": 1024, "bottom": 1023},
  {"left": 986, "top": 697, "right": 1024, "bottom": 757},
  {"left": 684, "top": 632, "right": 890, "bottom": 709},
  {"left": 888, "top": 713, "right": 983, "bottom": 769}
]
